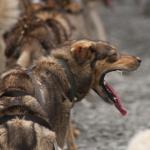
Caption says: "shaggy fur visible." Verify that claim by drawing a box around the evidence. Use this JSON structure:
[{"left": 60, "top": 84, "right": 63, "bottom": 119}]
[
  {"left": 0, "top": 40, "right": 141, "bottom": 150},
  {"left": 0, "top": 69, "right": 57, "bottom": 150},
  {"left": 4, "top": 4, "right": 73, "bottom": 69}
]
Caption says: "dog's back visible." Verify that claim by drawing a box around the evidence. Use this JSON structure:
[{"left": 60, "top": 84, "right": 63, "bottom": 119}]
[
  {"left": 0, "top": 68, "right": 57, "bottom": 150},
  {"left": 0, "top": 117, "right": 56, "bottom": 150}
]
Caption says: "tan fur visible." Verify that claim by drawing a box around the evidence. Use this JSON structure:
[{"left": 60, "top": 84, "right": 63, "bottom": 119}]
[
  {"left": 36, "top": 11, "right": 72, "bottom": 37},
  {"left": 0, "top": 68, "right": 58, "bottom": 149},
  {"left": 0, "top": 119, "right": 56, "bottom": 150},
  {"left": 5, "top": 8, "right": 72, "bottom": 69},
  {"left": 17, "top": 50, "right": 32, "bottom": 68}
]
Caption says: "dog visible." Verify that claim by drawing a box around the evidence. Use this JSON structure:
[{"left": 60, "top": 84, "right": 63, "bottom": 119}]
[
  {"left": 0, "top": 0, "right": 20, "bottom": 72},
  {"left": 4, "top": 1, "right": 73, "bottom": 69},
  {"left": 3, "top": 1, "right": 79, "bottom": 149},
  {"left": 41, "top": 0, "right": 81, "bottom": 13},
  {"left": 127, "top": 129, "right": 150, "bottom": 150},
  {"left": 3, "top": 0, "right": 113, "bottom": 70},
  {"left": 0, "top": 39, "right": 141, "bottom": 149},
  {"left": 0, "top": 66, "right": 59, "bottom": 150}
]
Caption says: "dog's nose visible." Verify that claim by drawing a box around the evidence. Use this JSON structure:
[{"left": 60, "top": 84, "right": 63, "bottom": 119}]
[{"left": 136, "top": 57, "right": 142, "bottom": 63}]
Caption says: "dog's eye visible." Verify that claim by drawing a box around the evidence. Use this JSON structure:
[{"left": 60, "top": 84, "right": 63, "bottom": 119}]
[
  {"left": 107, "top": 52, "right": 118, "bottom": 62},
  {"left": 89, "top": 45, "right": 96, "bottom": 53}
]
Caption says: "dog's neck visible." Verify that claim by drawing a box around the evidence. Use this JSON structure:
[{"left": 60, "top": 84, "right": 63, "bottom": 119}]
[
  {"left": 56, "top": 58, "right": 78, "bottom": 102},
  {"left": 32, "top": 55, "right": 93, "bottom": 147},
  {"left": 52, "top": 47, "right": 94, "bottom": 101},
  {"left": 31, "top": 57, "right": 71, "bottom": 147}
]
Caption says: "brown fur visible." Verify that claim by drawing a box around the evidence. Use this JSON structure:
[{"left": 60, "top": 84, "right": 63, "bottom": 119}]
[
  {"left": 45, "top": 0, "right": 81, "bottom": 13},
  {"left": 0, "top": 119, "right": 56, "bottom": 150},
  {"left": 0, "top": 40, "right": 141, "bottom": 149},
  {"left": 3, "top": 1, "right": 77, "bottom": 149},
  {"left": 4, "top": 4, "right": 73, "bottom": 69},
  {"left": 0, "top": 68, "right": 57, "bottom": 150}
]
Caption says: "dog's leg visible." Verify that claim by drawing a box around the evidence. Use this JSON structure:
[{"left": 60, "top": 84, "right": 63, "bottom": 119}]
[
  {"left": 0, "top": 37, "right": 6, "bottom": 72},
  {"left": 17, "top": 50, "right": 31, "bottom": 67},
  {"left": 66, "top": 121, "right": 78, "bottom": 150}
]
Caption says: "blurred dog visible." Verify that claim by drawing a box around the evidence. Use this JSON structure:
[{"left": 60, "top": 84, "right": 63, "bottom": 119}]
[
  {"left": 0, "top": 0, "right": 20, "bottom": 71},
  {"left": 0, "top": 67, "right": 59, "bottom": 150},
  {"left": 4, "top": 2, "right": 73, "bottom": 69},
  {"left": 127, "top": 129, "right": 150, "bottom": 150},
  {"left": 42, "top": 0, "right": 81, "bottom": 13},
  {"left": 0, "top": 40, "right": 141, "bottom": 150}
]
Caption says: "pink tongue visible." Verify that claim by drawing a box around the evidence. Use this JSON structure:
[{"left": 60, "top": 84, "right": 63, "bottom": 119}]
[{"left": 104, "top": 81, "right": 127, "bottom": 116}]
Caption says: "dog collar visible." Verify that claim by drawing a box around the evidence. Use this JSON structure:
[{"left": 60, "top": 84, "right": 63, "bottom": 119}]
[
  {"left": 57, "top": 59, "right": 78, "bottom": 102},
  {"left": 0, "top": 114, "right": 51, "bottom": 129},
  {"left": 0, "top": 88, "right": 32, "bottom": 98},
  {"left": 25, "top": 65, "right": 47, "bottom": 109}
]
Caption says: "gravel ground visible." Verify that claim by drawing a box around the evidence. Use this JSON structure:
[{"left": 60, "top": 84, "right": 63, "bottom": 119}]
[{"left": 74, "top": 1, "right": 150, "bottom": 150}]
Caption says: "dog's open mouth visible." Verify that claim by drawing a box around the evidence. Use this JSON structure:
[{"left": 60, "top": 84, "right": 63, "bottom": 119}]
[{"left": 94, "top": 69, "right": 129, "bottom": 116}]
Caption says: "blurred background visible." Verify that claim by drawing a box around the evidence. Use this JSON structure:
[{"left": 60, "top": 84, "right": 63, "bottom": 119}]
[{"left": 72, "top": 0, "right": 150, "bottom": 149}]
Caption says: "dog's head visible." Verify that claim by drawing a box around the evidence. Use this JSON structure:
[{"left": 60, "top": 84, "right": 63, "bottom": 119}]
[
  {"left": 56, "top": 40, "right": 141, "bottom": 114},
  {"left": 73, "top": 39, "right": 141, "bottom": 116},
  {"left": 92, "top": 42, "right": 141, "bottom": 115}
]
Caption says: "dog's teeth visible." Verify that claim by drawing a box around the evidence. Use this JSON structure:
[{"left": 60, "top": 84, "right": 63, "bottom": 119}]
[
  {"left": 117, "top": 71, "right": 123, "bottom": 76},
  {"left": 117, "top": 71, "right": 122, "bottom": 73}
]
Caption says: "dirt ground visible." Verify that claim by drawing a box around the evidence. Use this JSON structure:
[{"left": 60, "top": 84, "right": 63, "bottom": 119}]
[{"left": 74, "top": 0, "right": 150, "bottom": 150}]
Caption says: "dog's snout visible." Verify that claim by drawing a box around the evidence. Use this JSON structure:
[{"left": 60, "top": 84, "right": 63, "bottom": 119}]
[{"left": 136, "top": 57, "right": 142, "bottom": 63}]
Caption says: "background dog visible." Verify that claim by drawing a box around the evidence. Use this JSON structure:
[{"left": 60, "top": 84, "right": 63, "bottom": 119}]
[
  {"left": 4, "top": 0, "right": 74, "bottom": 69},
  {"left": 0, "top": 67, "right": 58, "bottom": 150},
  {"left": 0, "top": 0, "right": 20, "bottom": 72}
]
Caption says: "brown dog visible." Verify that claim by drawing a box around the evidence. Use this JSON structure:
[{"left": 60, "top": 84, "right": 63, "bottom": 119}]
[
  {"left": 0, "top": 40, "right": 141, "bottom": 150},
  {"left": 4, "top": 0, "right": 73, "bottom": 69},
  {"left": 93, "top": 43, "right": 142, "bottom": 115},
  {"left": 43, "top": 0, "right": 81, "bottom": 13},
  {"left": 0, "top": 67, "right": 58, "bottom": 150}
]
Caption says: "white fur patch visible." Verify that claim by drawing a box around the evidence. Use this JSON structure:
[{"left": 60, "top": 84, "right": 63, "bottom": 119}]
[
  {"left": 127, "top": 130, "right": 150, "bottom": 150},
  {"left": 58, "top": 147, "right": 62, "bottom": 150}
]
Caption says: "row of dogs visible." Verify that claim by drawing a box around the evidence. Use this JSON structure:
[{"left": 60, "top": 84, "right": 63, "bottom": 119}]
[{"left": 0, "top": 0, "right": 144, "bottom": 149}]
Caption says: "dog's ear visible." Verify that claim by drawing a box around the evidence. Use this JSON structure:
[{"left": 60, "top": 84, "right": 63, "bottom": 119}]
[{"left": 71, "top": 44, "right": 95, "bottom": 64}]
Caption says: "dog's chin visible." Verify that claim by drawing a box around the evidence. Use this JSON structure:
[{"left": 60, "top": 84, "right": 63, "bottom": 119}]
[{"left": 93, "top": 66, "right": 139, "bottom": 116}]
